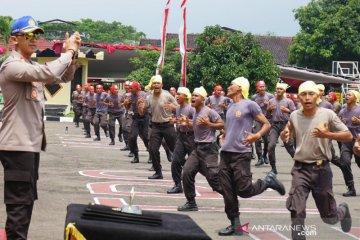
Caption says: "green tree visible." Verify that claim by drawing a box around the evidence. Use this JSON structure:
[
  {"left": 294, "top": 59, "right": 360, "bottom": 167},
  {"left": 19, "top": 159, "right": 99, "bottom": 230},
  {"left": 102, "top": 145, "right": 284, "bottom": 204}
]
[
  {"left": 127, "top": 40, "right": 182, "bottom": 90},
  {"left": 41, "top": 18, "right": 146, "bottom": 44},
  {"left": 187, "top": 25, "right": 279, "bottom": 94},
  {"left": 0, "top": 16, "right": 13, "bottom": 61},
  {"left": 288, "top": 0, "right": 360, "bottom": 72}
]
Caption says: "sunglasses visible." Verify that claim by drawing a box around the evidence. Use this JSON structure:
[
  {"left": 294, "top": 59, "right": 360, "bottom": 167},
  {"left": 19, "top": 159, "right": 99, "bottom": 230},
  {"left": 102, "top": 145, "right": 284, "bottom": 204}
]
[{"left": 16, "top": 32, "right": 42, "bottom": 40}]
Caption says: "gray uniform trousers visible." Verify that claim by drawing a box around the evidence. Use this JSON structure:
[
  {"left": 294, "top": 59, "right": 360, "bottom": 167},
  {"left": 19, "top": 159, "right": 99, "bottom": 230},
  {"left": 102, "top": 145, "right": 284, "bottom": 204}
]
[
  {"left": 268, "top": 121, "right": 295, "bottom": 167},
  {"left": 219, "top": 151, "right": 267, "bottom": 220},
  {"left": 108, "top": 111, "right": 123, "bottom": 141},
  {"left": 253, "top": 121, "right": 269, "bottom": 158},
  {"left": 286, "top": 161, "right": 345, "bottom": 240},
  {"left": 182, "top": 142, "right": 223, "bottom": 201},
  {"left": 0, "top": 151, "right": 39, "bottom": 240},
  {"left": 332, "top": 140, "right": 360, "bottom": 187},
  {"left": 171, "top": 131, "right": 195, "bottom": 185},
  {"left": 93, "top": 111, "right": 108, "bottom": 138},
  {"left": 149, "top": 123, "right": 176, "bottom": 173},
  {"left": 129, "top": 114, "right": 149, "bottom": 154}
]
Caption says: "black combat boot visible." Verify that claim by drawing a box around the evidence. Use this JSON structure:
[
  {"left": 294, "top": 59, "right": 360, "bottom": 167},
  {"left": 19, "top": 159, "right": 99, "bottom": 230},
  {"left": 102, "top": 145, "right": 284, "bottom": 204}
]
[
  {"left": 264, "top": 171, "right": 285, "bottom": 195},
  {"left": 131, "top": 152, "right": 139, "bottom": 163},
  {"left": 109, "top": 139, "right": 115, "bottom": 145},
  {"left": 343, "top": 184, "right": 356, "bottom": 197},
  {"left": 93, "top": 136, "right": 101, "bottom": 141},
  {"left": 120, "top": 145, "right": 129, "bottom": 151},
  {"left": 255, "top": 156, "right": 264, "bottom": 167},
  {"left": 269, "top": 165, "right": 277, "bottom": 175},
  {"left": 148, "top": 171, "right": 163, "bottom": 179},
  {"left": 177, "top": 200, "right": 198, "bottom": 211},
  {"left": 218, "top": 217, "right": 243, "bottom": 236},
  {"left": 166, "top": 150, "right": 173, "bottom": 162},
  {"left": 167, "top": 183, "right": 183, "bottom": 194},
  {"left": 263, "top": 153, "right": 269, "bottom": 164},
  {"left": 339, "top": 202, "right": 352, "bottom": 232}
]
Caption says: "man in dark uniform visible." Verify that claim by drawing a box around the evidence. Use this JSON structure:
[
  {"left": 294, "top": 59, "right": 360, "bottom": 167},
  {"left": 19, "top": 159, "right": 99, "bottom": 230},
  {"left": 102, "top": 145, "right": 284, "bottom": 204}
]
[
  {"left": 205, "top": 85, "right": 231, "bottom": 122},
  {"left": 93, "top": 84, "right": 109, "bottom": 141},
  {"left": 218, "top": 77, "right": 285, "bottom": 236},
  {"left": 84, "top": 86, "right": 96, "bottom": 138},
  {"left": 167, "top": 87, "right": 195, "bottom": 194},
  {"left": 71, "top": 84, "right": 83, "bottom": 127},
  {"left": 336, "top": 90, "right": 360, "bottom": 196},
  {"left": 251, "top": 80, "right": 274, "bottom": 167},
  {"left": 281, "top": 81, "right": 352, "bottom": 239},
  {"left": 125, "top": 81, "right": 149, "bottom": 163},
  {"left": 120, "top": 81, "right": 132, "bottom": 151},
  {"left": 266, "top": 82, "right": 296, "bottom": 174},
  {"left": 138, "top": 75, "right": 177, "bottom": 178},
  {"left": 81, "top": 83, "right": 90, "bottom": 133},
  {"left": 177, "top": 87, "right": 224, "bottom": 211},
  {"left": 105, "top": 85, "right": 124, "bottom": 145},
  {"left": 0, "top": 16, "right": 80, "bottom": 239}
]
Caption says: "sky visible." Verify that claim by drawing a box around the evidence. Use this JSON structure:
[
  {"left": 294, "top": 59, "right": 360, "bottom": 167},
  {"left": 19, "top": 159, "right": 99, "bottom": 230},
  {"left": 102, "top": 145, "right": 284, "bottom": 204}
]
[{"left": 1, "top": 0, "right": 312, "bottom": 39}]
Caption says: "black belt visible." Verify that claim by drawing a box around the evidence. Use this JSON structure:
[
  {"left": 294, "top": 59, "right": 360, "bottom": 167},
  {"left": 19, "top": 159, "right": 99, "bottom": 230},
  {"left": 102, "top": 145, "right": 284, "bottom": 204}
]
[
  {"left": 179, "top": 131, "right": 194, "bottom": 135},
  {"left": 273, "top": 121, "right": 287, "bottom": 124},
  {"left": 194, "top": 142, "right": 213, "bottom": 145},
  {"left": 151, "top": 121, "right": 170, "bottom": 126},
  {"left": 294, "top": 160, "right": 328, "bottom": 167}
]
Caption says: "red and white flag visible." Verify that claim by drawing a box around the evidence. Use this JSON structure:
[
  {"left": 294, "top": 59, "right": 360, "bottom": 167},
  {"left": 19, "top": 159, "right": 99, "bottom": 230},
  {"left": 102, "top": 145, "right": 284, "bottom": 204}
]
[
  {"left": 179, "top": 0, "right": 187, "bottom": 87},
  {"left": 156, "top": 0, "right": 172, "bottom": 75}
]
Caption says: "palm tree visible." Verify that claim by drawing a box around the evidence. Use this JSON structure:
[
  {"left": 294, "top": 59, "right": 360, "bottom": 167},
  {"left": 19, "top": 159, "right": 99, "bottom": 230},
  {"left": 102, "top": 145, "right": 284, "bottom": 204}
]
[{"left": 0, "top": 16, "right": 13, "bottom": 62}]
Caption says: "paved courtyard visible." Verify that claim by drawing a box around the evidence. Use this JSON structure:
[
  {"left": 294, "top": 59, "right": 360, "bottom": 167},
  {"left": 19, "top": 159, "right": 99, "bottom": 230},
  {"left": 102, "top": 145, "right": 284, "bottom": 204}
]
[{"left": 0, "top": 121, "right": 359, "bottom": 240}]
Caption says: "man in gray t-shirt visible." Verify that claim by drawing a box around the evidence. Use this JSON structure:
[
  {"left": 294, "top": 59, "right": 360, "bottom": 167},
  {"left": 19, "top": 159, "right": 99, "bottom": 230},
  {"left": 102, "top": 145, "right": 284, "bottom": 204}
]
[
  {"left": 251, "top": 80, "right": 274, "bottom": 167},
  {"left": 218, "top": 77, "right": 285, "bottom": 236},
  {"left": 266, "top": 83, "right": 296, "bottom": 174},
  {"left": 139, "top": 75, "right": 177, "bottom": 179},
  {"left": 281, "top": 81, "right": 352, "bottom": 238},
  {"left": 177, "top": 87, "right": 224, "bottom": 212}
]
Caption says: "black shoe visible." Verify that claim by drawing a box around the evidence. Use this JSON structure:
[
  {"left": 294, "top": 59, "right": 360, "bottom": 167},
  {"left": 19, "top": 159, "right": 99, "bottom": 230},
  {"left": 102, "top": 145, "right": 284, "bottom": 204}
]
[
  {"left": 131, "top": 157, "right": 139, "bottom": 163},
  {"left": 342, "top": 186, "right": 356, "bottom": 197},
  {"left": 269, "top": 168, "right": 278, "bottom": 175},
  {"left": 75, "top": 124, "right": 79, "bottom": 128},
  {"left": 167, "top": 185, "right": 183, "bottom": 194},
  {"left": 120, "top": 146, "right": 129, "bottom": 151},
  {"left": 218, "top": 225, "right": 243, "bottom": 236},
  {"left": 148, "top": 172, "right": 163, "bottom": 179},
  {"left": 177, "top": 201, "right": 198, "bottom": 211},
  {"left": 263, "top": 155, "right": 269, "bottom": 164},
  {"left": 128, "top": 152, "right": 134, "bottom": 158},
  {"left": 147, "top": 158, "right": 152, "bottom": 164},
  {"left": 93, "top": 137, "right": 101, "bottom": 141},
  {"left": 255, "top": 157, "right": 264, "bottom": 167},
  {"left": 339, "top": 203, "right": 352, "bottom": 232},
  {"left": 85, "top": 134, "right": 91, "bottom": 138},
  {"left": 166, "top": 150, "right": 173, "bottom": 162},
  {"left": 109, "top": 140, "right": 115, "bottom": 145},
  {"left": 119, "top": 136, "right": 123, "bottom": 142},
  {"left": 148, "top": 166, "right": 154, "bottom": 171},
  {"left": 264, "top": 171, "right": 285, "bottom": 195}
]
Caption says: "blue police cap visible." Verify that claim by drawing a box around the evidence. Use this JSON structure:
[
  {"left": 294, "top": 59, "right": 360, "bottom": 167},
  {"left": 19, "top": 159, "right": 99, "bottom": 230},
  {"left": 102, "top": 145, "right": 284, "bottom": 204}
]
[{"left": 11, "top": 16, "right": 44, "bottom": 35}]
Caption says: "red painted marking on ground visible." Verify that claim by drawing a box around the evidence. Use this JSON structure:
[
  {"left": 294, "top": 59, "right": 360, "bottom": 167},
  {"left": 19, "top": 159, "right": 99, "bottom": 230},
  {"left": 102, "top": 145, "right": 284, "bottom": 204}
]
[
  {"left": 93, "top": 197, "right": 318, "bottom": 215},
  {"left": 249, "top": 230, "right": 288, "bottom": 240},
  {"left": 0, "top": 229, "right": 6, "bottom": 240},
  {"left": 349, "top": 227, "right": 360, "bottom": 238},
  {"left": 333, "top": 226, "right": 360, "bottom": 239},
  {"left": 87, "top": 181, "right": 222, "bottom": 199}
]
